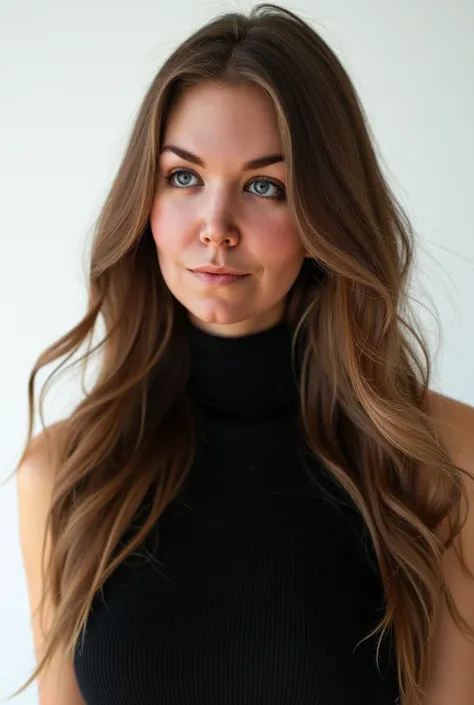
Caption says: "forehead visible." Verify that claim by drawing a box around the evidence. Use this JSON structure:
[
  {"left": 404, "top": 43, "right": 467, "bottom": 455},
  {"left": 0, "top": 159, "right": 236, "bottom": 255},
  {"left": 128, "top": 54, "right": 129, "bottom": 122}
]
[{"left": 161, "top": 82, "right": 283, "bottom": 164}]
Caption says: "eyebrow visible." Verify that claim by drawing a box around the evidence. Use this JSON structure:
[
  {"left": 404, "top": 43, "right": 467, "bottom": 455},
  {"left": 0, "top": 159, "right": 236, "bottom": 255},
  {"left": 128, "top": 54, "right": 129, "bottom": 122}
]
[{"left": 160, "top": 144, "right": 285, "bottom": 170}]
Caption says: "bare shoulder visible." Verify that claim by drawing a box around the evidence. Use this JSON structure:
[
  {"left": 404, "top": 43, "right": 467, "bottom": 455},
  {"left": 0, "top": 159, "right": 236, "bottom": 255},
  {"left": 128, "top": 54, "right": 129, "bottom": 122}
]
[
  {"left": 422, "top": 391, "right": 474, "bottom": 702},
  {"left": 16, "top": 420, "right": 86, "bottom": 704},
  {"left": 17, "top": 421, "right": 64, "bottom": 481},
  {"left": 16, "top": 420, "right": 66, "bottom": 606},
  {"left": 423, "top": 389, "right": 474, "bottom": 473},
  {"left": 16, "top": 421, "right": 65, "bottom": 602}
]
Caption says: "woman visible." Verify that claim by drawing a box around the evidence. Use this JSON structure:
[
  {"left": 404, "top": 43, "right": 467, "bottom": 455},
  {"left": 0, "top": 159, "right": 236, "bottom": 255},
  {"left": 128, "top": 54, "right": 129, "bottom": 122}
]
[{"left": 11, "top": 4, "right": 474, "bottom": 705}]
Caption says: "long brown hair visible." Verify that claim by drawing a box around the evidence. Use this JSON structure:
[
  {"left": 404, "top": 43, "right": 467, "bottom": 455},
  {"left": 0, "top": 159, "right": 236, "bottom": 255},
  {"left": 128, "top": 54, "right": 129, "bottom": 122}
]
[{"left": 8, "top": 4, "right": 474, "bottom": 703}]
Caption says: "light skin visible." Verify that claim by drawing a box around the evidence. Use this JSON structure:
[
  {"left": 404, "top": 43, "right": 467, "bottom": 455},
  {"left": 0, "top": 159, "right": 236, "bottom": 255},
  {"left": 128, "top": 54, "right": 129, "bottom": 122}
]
[{"left": 149, "top": 81, "right": 310, "bottom": 338}]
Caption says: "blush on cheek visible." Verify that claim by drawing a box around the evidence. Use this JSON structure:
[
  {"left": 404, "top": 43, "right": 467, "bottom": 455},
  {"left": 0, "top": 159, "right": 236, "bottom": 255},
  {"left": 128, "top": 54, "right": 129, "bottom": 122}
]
[
  {"left": 149, "top": 198, "right": 192, "bottom": 251},
  {"left": 249, "top": 212, "right": 299, "bottom": 248},
  {"left": 255, "top": 229, "right": 303, "bottom": 267}
]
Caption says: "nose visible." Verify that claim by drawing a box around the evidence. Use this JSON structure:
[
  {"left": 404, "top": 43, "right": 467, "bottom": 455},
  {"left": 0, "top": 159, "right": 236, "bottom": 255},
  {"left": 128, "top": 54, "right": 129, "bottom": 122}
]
[{"left": 198, "top": 194, "right": 240, "bottom": 249}]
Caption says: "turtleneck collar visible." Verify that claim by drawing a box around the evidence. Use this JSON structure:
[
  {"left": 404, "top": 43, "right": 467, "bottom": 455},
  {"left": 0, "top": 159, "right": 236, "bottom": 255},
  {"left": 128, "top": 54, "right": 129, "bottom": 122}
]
[{"left": 186, "top": 318, "right": 300, "bottom": 417}]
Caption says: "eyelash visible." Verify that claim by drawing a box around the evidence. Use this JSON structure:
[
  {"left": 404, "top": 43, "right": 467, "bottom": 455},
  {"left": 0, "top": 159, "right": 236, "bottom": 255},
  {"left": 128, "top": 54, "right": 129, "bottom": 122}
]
[{"left": 164, "top": 168, "right": 286, "bottom": 201}]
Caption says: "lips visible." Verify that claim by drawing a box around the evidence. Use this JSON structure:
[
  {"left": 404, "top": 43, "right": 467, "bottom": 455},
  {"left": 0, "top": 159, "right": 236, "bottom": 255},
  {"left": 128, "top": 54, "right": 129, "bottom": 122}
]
[
  {"left": 190, "top": 271, "right": 249, "bottom": 285},
  {"left": 192, "top": 265, "right": 247, "bottom": 276}
]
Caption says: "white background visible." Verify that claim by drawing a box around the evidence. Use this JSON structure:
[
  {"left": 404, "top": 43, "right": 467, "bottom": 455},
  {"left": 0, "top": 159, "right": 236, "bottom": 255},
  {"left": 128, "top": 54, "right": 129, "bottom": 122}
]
[{"left": 1, "top": 1, "right": 473, "bottom": 702}]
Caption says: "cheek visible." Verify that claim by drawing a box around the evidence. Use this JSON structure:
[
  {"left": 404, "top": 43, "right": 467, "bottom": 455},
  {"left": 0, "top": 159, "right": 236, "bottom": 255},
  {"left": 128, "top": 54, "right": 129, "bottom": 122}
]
[
  {"left": 149, "top": 197, "right": 190, "bottom": 253},
  {"left": 250, "top": 215, "right": 304, "bottom": 269}
]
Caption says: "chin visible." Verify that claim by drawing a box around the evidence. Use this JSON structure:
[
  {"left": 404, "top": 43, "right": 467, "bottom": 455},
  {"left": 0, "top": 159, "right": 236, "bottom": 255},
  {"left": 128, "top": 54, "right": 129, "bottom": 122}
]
[
  {"left": 187, "top": 304, "right": 248, "bottom": 327},
  {"left": 185, "top": 300, "right": 285, "bottom": 337}
]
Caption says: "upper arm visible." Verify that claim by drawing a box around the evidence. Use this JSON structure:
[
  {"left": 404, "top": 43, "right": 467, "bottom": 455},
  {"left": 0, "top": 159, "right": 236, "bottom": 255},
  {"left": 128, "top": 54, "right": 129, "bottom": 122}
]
[
  {"left": 16, "top": 426, "right": 86, "bottom": 705},
  {"left": 423, "top": 392, "right": 474, "bottom": 704}
]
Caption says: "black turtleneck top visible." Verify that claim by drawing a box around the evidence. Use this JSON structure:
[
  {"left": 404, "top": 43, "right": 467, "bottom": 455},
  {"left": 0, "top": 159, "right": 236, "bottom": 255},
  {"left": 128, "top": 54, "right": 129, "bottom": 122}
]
[{"left": 73, "top": 319, "right": 400, "bottom": 705}]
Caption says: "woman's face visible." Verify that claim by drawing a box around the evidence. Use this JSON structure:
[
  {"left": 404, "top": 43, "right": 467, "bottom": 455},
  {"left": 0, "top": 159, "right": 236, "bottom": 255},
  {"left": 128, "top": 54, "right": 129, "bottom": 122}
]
[{"left": 150, "top": 81, "right": 308, "bottom": 337}]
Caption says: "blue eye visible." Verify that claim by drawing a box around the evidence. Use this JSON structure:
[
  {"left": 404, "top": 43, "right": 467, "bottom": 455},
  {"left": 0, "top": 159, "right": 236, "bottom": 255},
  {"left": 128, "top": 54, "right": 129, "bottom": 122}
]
[
  {"left": 165, "top": 169, "right": 199, "bottom": 188},
  {"left": 247, "top": 178, "right": 284, "bottom": 200},
  {"left": 164, "top": 168, "right": 286, "bottom": 201}
]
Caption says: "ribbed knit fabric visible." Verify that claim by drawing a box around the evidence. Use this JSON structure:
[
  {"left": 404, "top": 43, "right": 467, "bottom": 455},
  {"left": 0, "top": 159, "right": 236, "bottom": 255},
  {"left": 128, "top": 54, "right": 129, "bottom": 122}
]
[{"left": 73, "top": 319, "right": 401, "bottom": 705}]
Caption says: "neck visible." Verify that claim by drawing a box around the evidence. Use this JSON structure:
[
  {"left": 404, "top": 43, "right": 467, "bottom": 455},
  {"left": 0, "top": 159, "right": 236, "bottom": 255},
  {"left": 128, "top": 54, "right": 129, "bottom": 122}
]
[{"left": 186, "top": 317, "right": 300, "bottom": 419}]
